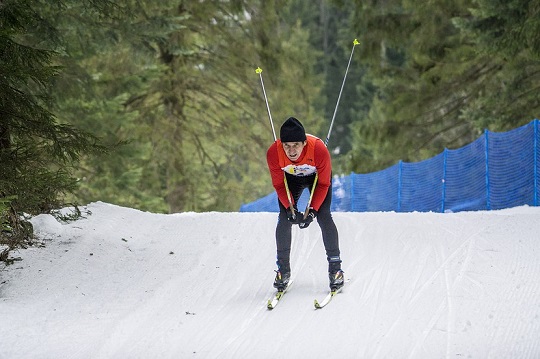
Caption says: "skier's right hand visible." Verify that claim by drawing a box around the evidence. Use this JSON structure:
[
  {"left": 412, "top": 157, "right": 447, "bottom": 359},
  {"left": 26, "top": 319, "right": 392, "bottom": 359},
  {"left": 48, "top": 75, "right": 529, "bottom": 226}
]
[{"left": 286, "top": 206, "right": 303, "bottom": 224}]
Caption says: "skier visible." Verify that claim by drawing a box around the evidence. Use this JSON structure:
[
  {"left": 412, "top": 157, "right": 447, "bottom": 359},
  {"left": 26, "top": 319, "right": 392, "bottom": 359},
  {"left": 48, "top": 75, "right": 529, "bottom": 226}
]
[{"left": 266, "top": 117, "right": 344, "bottom": 291}]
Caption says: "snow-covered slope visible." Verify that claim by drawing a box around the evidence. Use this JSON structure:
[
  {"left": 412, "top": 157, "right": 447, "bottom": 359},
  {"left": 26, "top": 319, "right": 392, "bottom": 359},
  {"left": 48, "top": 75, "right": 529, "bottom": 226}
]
[{"left": 1, "top": 202, "right": 540, "bottom": 358}]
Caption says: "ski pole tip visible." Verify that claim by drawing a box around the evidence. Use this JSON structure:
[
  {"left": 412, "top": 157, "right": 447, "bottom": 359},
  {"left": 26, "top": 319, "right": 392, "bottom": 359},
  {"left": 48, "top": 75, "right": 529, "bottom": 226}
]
[
  {"left": 353, "top": 39, "right": 360, "bottom": 46},
  {"left": 255, "top": 67, "right": 263, "bottom": 74}
]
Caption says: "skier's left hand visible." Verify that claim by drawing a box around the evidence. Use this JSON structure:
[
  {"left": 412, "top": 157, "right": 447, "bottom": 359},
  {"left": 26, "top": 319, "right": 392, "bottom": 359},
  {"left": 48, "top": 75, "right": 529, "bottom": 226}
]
[{"left": 298, "top": 208, "right": 317, "bottom": 229}]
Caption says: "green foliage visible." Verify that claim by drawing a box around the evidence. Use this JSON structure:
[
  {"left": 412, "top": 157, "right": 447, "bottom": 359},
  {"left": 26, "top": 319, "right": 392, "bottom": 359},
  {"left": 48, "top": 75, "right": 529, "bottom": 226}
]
[
  {"left": 48, "top": 0, "right": 328, "bottom": 212},
  {"left": 282, "top": 0, "right": 367, "bottom": 163},
  {"left": 4, "top": 0, "right": 535, "bottom": 219},
  {"left": 0, "top": 195, "right": 34, "bottom": 259},
  {"left": 0, "top": 196, "right": 16, "bottom": 233},
  {"left": 457, "top": 0, "right": 540, "bottom": 59},
  {"left": 0, "top": 0, "right": 110, "bottom": 254},
  {"left": 347, "top": 0, "right": 540, "bottom": 173}
]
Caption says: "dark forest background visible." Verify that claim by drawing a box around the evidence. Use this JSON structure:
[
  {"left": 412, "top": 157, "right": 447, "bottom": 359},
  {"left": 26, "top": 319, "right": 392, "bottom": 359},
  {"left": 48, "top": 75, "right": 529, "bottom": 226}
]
[{"left": 1, "top": 0, "right": 538, "bottom": 250}]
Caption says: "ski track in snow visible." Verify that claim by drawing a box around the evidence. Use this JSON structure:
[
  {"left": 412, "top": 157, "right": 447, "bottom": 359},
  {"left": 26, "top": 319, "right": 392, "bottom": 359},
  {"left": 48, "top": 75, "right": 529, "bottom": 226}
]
[{"left": 1, "top": 202, "right": 540, "bottom": 358}]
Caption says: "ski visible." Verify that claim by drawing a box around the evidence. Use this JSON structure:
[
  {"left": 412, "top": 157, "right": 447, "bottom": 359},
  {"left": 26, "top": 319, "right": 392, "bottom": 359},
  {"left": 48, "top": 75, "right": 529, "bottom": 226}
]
[
  {"left": 314, "top": 286, "right": 344, "bottom": 309},
  {"left": 267, "top": 291, "right": 284, "bottom": 309},
  {"left": 267, "top": 280, "right": 293, "bottom": 310}
]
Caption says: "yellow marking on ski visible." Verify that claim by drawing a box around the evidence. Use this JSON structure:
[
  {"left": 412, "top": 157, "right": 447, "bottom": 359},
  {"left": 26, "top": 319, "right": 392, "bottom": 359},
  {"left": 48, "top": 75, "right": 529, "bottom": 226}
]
[
  {"left": 255, "top": 67, "right": 263, "bottom": 74},
  {"left": 353, "top": 39, "right": 360, "bottom": 46}
]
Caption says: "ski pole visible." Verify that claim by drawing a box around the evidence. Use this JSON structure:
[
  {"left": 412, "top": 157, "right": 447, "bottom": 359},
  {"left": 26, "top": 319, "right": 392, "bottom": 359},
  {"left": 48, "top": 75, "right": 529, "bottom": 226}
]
[
  {"left": 305, "top": 39, "right": 359, "bottom": 216},
  {"left": 303, "top": 173, "right": 318, "bottom": 220},
  {"left": 325, "top": 38, "right": 360, "bottom": 146},
  {"left": 255, "top": 67, "right": 296, "bottom": 216},
  {"left": 255, "top": 67, "right": 277, "bottom": 141},
  {"left": 284, "top": 174, "right": 297, "bottom": 220}
]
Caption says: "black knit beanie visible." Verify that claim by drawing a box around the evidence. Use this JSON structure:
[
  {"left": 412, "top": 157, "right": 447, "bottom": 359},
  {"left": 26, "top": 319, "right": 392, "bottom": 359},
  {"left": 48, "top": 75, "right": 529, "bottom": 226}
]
[{"left": 280, "top": 117, "right": 307, "bottom": 142}]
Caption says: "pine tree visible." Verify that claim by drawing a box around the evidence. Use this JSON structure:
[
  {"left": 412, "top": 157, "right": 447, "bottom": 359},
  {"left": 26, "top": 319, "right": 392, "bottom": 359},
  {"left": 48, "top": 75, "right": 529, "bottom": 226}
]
[
  {"left": 347, "top": 0, "right": 540, "bottom": 173},
  {"left": 0, "top": 0, "right": 106, "bottom": 252},
  {"left": 52, "top": 0, "right": 326, "bottom": 212}
]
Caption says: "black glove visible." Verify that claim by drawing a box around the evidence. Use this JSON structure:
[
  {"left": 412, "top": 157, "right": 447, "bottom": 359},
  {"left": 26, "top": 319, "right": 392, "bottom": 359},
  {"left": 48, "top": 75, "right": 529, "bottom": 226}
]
[
  {"left": 286, "top": 206, "right": 303, "bottom": 224},
  {"left": 298, "top": 208, "right": 317, "bottom": 229}
]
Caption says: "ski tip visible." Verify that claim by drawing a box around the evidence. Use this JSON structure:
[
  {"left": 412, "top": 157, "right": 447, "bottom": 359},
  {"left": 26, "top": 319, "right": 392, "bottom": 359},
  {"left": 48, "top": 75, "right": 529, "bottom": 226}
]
[{"left": 314, "top": 299, "right": 321, "bottom": 309}]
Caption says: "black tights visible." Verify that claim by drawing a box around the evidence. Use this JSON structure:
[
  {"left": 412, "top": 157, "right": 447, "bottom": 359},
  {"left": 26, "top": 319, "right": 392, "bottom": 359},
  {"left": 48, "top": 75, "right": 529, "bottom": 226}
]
[{"left": 275, "top": 173, "right": 340, "bottom": 266}]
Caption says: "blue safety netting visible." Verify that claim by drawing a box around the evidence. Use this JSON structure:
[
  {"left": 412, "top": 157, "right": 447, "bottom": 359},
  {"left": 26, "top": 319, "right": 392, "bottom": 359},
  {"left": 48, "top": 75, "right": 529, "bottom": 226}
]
[{"left": 240, "top": 119, "right": 540, "bottom": 213}]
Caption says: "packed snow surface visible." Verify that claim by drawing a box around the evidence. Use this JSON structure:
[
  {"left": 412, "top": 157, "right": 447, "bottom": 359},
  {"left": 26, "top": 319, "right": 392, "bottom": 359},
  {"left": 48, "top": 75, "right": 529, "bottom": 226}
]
[{"left": 1, "top": 201, "right": 540, "bottom": 358}]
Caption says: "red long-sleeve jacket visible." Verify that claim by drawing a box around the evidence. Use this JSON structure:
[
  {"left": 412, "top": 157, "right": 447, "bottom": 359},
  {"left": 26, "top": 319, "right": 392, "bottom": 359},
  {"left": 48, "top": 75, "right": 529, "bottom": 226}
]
[{"left": 266, "top": 135, "right": 332, "bottom": 211}]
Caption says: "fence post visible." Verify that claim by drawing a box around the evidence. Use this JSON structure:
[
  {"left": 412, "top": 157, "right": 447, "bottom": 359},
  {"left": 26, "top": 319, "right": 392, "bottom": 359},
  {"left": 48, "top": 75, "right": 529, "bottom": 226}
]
[
  {"left": 485, "top": 129, "right": 491, "bottom": 210},
  {"left": 442, "top": 148, "right": 448, "bottom": 213},
  {"left": 535, "top": 119, "right": 538, "bottom": 207},
  {"left": 350, "top": 173, "right": 355, "bottom": 211},
  {"left": 397, "top": 160, "right": 403, "bottom": 212}
]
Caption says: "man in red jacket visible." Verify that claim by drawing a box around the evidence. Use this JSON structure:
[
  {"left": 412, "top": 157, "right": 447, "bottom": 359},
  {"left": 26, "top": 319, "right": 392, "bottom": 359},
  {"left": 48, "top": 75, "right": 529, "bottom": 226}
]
[{"left": 266, "top": 117, "right": 343, "bottom": 291}]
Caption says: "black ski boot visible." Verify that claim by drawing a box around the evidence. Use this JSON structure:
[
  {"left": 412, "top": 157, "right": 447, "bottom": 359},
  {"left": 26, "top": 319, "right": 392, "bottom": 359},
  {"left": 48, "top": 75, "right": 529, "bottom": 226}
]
[
  {"left": 329, "top": 270, "right": 344, "bottom": 291},
  {"left": 328, "top": 256, "right": 344, "bottom": 291},
  {"left": 273, "top": 261, "right": 291, "bottom": 291}
]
